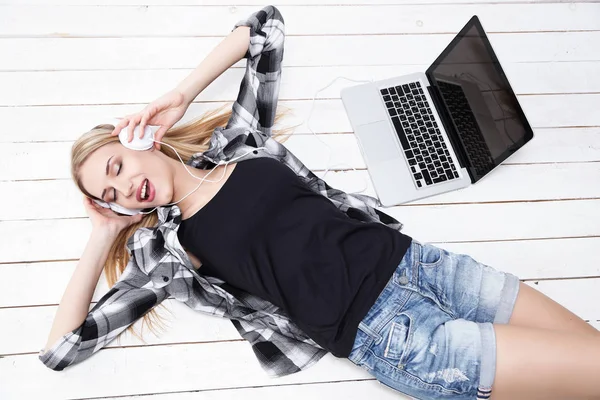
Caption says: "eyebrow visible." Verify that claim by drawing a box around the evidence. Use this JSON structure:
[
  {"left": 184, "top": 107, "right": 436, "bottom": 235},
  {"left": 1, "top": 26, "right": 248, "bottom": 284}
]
[{"left": 101, "top": 155, "right": 114, "bottom": 200}]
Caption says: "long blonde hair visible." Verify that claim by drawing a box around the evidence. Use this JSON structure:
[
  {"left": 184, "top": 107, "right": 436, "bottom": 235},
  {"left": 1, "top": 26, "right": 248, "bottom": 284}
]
[{"left": 71, "top": 103, "right": 293, "bottom": 343}]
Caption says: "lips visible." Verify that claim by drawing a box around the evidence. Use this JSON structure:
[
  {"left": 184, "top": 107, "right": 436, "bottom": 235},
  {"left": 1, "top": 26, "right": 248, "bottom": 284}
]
[{"left": 136, "top": 178, "right": 156, "bottom": 203}]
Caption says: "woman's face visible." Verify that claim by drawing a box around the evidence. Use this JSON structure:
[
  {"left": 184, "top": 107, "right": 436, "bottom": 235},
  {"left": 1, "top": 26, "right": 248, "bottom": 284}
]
[{"left": 78, "top": 142, "right": 175, "bottom": 210}]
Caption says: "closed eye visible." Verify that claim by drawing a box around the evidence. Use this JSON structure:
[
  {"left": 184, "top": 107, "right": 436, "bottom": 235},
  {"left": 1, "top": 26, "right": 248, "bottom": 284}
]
[{"left": 111, "top": 162, "right": 122, "bottom": 201}]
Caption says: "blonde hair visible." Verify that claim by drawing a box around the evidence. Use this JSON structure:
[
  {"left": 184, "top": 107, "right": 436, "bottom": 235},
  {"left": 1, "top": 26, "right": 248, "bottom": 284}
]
[{"left": 71, "top": 103, "right": 293, "bottom": 343}]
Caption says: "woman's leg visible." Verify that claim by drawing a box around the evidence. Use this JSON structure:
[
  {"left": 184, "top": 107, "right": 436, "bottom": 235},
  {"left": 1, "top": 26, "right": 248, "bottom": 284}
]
[
  {"left": 507, "top": 281, "right": 599, "bottom": 337},
  {"left": 491, "top": 323, "right": 600, "bottom": 400}
]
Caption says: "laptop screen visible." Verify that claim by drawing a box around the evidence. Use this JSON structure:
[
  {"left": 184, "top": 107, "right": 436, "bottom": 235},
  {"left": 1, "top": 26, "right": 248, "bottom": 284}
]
[{"left": 426, "top": 16, "right": 534, "bottom": 182}]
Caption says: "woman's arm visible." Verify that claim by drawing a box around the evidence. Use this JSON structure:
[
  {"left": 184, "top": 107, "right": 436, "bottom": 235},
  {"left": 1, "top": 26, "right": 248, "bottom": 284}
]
[
  {"left": 175, "top": 26, "right": 251, "bottom": 107},
  {"left": 39, "top": 199, "right": 168, "bottom": 371},
  {"left": 42, "top": 229, "right": 117, "bottom": 352}
]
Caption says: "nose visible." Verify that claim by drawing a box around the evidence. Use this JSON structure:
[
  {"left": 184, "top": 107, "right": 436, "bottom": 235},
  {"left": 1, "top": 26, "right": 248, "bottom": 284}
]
[{"left": 113, "top": 178, "right": 134, "bottom": 199}]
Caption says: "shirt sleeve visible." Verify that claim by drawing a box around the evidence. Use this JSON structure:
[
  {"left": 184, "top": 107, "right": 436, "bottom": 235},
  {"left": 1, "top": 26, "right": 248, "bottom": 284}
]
[
  {"left": 225, "top": 5, "right": 285, "bottom": 137},
  {"left": 38, "top": 264, "right": 168, "bottom": 371}
]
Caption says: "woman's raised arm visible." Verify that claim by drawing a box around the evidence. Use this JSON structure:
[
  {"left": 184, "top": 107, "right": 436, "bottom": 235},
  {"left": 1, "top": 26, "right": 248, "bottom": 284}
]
[
  {"left": 112, "top": 5, "right": 285, "bottom": 147},
  {"left": 39, "top": 198, "right": 168, "bottom": 371},
  {"left": 112, "top": 22, "right": 252, "bottom": 147}
]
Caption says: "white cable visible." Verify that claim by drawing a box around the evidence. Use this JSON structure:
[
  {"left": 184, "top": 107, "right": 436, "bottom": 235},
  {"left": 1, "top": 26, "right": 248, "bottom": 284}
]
[
  {"left": 305, "top": 76, "right": 373, "bottom": 194},
  {"left": 136, "top": 144, "right": 267, "bottom": 215}
]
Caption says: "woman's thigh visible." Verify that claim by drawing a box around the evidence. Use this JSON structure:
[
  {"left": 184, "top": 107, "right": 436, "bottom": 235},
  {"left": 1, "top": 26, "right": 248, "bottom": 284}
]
[{"left": 492, "top": 323, "right": 600, "bottom": 400}]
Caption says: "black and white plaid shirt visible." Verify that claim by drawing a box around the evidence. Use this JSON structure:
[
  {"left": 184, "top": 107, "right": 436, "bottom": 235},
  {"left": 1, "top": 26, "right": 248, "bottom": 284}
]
[{"left": 39, "top": 5, "right": 405, "bottom": 377}]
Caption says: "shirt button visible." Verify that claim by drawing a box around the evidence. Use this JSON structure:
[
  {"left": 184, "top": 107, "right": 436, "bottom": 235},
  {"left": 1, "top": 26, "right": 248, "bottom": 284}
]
[
  {"left": 253, "top": 150, "right": 258, "bottom": 154},
  {"left": 162, "top": 276, "right": 169, "bottom": 282},
  {"left": 398, "top": 275, "right": 409, "bottom": 285}
]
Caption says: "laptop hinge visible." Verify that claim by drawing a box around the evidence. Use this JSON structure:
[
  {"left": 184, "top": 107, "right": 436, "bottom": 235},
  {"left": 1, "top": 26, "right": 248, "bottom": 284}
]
[{"left": 426, "top": 84, "right": 470, "bottom": 173}]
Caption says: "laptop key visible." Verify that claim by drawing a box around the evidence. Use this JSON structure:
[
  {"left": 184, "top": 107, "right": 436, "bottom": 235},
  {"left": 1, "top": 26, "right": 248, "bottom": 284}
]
[
  {"left": 381, "top": 88, "right": 389, "bottom": 95},
  {"left": 405, "top": 150, "right": 414, "bottom": 159},
  {"left": 388, "top": 108, "right": 397, "bottom": 116},
  {"left": 416, "top": 181, "right": 422, "bottom": 188},
  {"left": 422, "top": 170, "right": 432, "bottom": 185},
  {"left": 408, "top": 158, "right": 416, "bottom": 165},
  {"left": 391, "top": 116, "right": 410, "bottom": 150}
]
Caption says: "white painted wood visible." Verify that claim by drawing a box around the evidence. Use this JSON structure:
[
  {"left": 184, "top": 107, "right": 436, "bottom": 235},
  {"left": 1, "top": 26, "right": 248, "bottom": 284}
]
[
  {"left": 87, "top": 381, "right": 411, "bottom": 400},
  {"left": 2, "top": 0, "right": 590, "bottom": 5},
  {"left": 2, "top": 237, "right": 600, "bottom": 310},
  {"left": 3, "top": 236, "right": 600, "bottom": 315},
  {"left": 1, "top": 96, "right": 599, "bottom": 143},
  {"left": 3, "top": 62, "right": 600, "bottom": 106},
  {"left": 2, "top": 199, "right": 600, "bottom": 263},
  {"left": 3, "top": 277, "right": 599, "bottom": 356},
  {"left": 2, "top": 122, "right": 599, "bottom": 182},
  {"left": 2, "top": 2, "right": 599, "bottom": 399},
  {"left": 3, "top": 162, "right": 600, "bottom": 221},
  {"left": 3, "top": 33, "right": 599, "bottom": 71},
  {"left": 0, "top": 341, "right": 369, "bottom": 399},
  {"left": 1, "top": 4, "right": 598, "bottom": 37}
]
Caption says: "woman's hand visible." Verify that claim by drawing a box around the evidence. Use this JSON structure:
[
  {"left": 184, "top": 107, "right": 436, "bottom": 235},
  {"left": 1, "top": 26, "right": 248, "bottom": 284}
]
[
  {"left": 111, "top": 88, "right": 190, "bottom": 149},
  {"left": 83, "top": 197, "right": 143, "bottom": 237}
]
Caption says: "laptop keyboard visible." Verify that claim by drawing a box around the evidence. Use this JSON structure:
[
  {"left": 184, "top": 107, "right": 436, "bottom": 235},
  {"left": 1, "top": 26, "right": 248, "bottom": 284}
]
[
  {"left": 380, "top": 81, "right": 460, "bottom": 188},
  {"left": 437, "top": 81, "right": 495, "bottom": 177}
]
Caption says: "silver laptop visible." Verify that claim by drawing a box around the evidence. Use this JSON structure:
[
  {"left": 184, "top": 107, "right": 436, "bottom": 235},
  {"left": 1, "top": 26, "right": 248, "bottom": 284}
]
[{"left": 340, "top": 16, "right": 534, "bottom": 206}]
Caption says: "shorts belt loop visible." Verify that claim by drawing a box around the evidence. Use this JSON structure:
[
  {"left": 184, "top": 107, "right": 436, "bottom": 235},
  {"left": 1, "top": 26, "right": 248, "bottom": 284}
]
[{"left": 358, "top": 321, "right": 383, "bottom": 345}]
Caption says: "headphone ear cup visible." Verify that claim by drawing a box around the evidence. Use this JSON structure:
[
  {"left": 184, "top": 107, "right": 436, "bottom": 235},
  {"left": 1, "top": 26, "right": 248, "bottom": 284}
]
[
  {"left": 108, "top": 203, "right": 143, "bottom": 216},
  {"left": 92, "top": 198, "right": 141, "bottom": 216},
  {"left": 117, "top": 125, "right": 156, "bottom": 151}
]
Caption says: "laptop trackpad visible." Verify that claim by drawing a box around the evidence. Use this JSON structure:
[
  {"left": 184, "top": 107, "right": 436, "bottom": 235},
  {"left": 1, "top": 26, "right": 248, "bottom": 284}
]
[{"left": 356, "top": 120, "right": 401, "bottom": 164}]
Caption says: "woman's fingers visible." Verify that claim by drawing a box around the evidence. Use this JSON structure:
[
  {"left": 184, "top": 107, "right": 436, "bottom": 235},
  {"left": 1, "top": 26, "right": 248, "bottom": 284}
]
[
  {"left": 153, "top": 125, "right": 169, "bottom": 149},
  {"left": 139, "top": 105, "right": 157, "bottom": 139},
  {"left": 126, "top": 115, "right": 142, "bottom": 143},
  {"left": 110, "top": 117, "right": 130, "bottom": 136}
]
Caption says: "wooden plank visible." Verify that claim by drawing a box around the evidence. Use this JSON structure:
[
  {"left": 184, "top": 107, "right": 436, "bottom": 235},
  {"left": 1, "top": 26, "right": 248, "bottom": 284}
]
[
  {"left": 2, "top": 62, "right": 600, "bottom": 106},
  {"left": 1, "top": 238, "right": 598, "bottom": 307},
  {"left": 86, "top": 381, "right": 410, "bottom": 400},
  {"left": 2, "top": 276, "right": 598, "bottom": 398},
  {"left": 2, "top": 33, "right": 599, "bottom": 71},
  {"left": 0, "top": 237, "right": 600, "bottom": 308},
  {"left": 3, "top": 162, "right": 600, "bottom": 221},
  {"left": 2, "top": 199, "right": 599, "bottom": 263},
  {"left": 2, "top": 122, "right": 599, "bottom": 182},
  {"left": 3, "top": 237, "right": 600, "bottom": 309},
  {"left": 4, "top": 277, "right": 599, "bottom": 355},
  {"left": 1, "top": 5, "right": 598, "bottom": 38},
  {"left": 1, "top": 0, "right": 589, "bottom": 5},
  {"left": 0, "top": 341, "right": 368, "bottom": 399},
  {"left": 1, "top": 92, "right": 599, "bottom": 143}
]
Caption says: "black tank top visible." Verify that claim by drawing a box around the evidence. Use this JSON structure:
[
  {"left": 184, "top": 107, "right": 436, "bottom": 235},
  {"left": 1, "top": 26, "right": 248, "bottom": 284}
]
[{"left": 177, "top": 157, "right": 411, "bottom": 357}]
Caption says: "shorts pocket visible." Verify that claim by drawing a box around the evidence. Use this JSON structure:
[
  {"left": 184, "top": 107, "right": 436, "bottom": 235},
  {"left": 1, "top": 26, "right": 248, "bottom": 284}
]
[
  {"left": 418, "top": 243, "right": 444, "bottom": 267},
  {"left": 380, "top": 313, "right": 412, "bottom": 366}
]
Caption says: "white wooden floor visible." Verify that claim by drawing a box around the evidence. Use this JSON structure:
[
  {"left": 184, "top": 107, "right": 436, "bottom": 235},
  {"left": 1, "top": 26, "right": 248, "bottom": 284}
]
[{"left": 1, "top": 1, "right": 600, "bottom": 399}]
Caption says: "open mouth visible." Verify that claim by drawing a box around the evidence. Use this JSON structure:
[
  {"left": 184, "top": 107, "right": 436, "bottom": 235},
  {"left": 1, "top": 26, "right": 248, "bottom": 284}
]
[{"left": 137, "top": 178, "right": 155, "bottom": 203}]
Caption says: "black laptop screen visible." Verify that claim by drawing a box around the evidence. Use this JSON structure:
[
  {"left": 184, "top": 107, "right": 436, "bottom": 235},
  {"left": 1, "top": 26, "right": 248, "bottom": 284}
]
[{"left": 426, "top": 16, "right": 533, "bottom": 182}]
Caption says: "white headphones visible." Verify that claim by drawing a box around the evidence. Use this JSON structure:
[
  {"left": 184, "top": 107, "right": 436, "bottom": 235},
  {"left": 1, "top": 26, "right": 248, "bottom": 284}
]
[{"left": 93, "top": 122, "right": 265, "bottom": 216}]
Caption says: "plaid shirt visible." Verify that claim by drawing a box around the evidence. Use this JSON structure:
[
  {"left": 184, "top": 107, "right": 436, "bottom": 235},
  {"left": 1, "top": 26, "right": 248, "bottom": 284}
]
[{"left": 39, "top": 5, "right": 406, "bottom": 377}]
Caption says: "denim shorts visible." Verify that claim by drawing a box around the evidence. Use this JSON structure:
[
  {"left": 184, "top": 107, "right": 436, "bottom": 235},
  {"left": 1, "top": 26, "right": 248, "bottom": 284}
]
[{"left": 347, "top": 240, "right": 520, "bottom": 400}]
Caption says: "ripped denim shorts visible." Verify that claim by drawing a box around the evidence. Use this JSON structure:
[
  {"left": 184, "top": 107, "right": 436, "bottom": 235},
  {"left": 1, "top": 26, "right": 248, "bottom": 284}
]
[{"left": 347, "top": 240, "right": 520, "bottom": 400}]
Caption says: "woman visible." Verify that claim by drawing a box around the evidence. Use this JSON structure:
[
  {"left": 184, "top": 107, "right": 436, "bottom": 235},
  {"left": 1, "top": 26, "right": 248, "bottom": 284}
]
[{"left": 39, "top": 5, "right": 600, "bottom": 400}]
